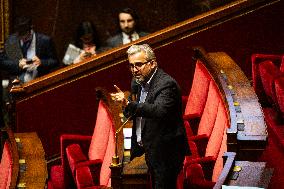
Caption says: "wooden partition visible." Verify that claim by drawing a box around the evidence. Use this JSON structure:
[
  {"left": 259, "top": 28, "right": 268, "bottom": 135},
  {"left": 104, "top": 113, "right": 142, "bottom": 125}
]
[
  {"left": 9, "top": 0, "right": 282, "bottom": 159},
  {"left": 1, "top": 128, "right": 47, "bottom": 189},
  {"left": 0, "top": 0, "right": 10, "bottom": 50}
]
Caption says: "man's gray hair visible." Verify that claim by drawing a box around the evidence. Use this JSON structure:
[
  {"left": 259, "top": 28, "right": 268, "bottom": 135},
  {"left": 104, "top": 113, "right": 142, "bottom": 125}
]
[{"left": 127, "top": 44, "right": 156, "bottom": 61}]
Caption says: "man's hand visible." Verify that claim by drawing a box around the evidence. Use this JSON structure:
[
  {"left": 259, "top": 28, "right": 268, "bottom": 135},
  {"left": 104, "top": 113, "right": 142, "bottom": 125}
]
[
  {"left": 19, "top": 58, "right": 27, "bottom": 69},
  {"left": 110, "top": 85, "right": 128, "bottom": 106},
  {"left": 32, "top": 56, "right": 41, "bottom": 66}
]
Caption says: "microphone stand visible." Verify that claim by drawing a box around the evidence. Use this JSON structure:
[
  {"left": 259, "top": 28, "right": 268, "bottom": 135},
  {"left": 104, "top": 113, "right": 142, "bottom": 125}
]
[{"left": 111, "top": 115, "right": 132, "bottom": 166}]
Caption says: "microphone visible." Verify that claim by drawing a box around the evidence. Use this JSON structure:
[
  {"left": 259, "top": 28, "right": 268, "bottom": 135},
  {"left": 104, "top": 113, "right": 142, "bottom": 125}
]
[{"left": 112, "top": 114, "right": 133, "bottom": 166}]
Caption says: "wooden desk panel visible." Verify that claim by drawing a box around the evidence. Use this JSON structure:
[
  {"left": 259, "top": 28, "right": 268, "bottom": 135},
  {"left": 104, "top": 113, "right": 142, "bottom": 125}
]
[
  {"left": 14, "top": 132, "right": 47, "bottom": 189},
  {"left": 122, "top": 154, "right": 149, "bottom": 189},
  {"left": 226, "top": 161, "right": 273, "bottom": 188}
]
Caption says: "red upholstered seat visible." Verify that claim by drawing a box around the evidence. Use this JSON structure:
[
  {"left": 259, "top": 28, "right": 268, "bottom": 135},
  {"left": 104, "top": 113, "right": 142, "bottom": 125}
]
[
  {"left": 184, "top": 163, "right": 215, "bottom": 189},
  {"left": 48, "top": 100, "right": 115, "bottom": 188},
  {"left": 275, "top": 76, "right": 284, "bottom": 118},
  {"left": 259, "top": 60, "right": 283, "bottom": 104},
  {"left": 186, "top": 81, "right": 221, "bottom": 157},
  {"left": 280, "top": 56, "right": 284, "bottom": 73},
  {"left": 184, "top": 101, "right": 228, "bottom": 183},
  {"left": 0, "top": 142, "right": 13, "bottom": 189},
  {"left": 197, "top": 81, "right": 221, "bottom": 137},
  {"left": 184, "top": 60, "right": 212, "bottom": 117},
  {"left": 183, "top": 61, "right": 212, "bottom": 135},
  {"left": 251, "top": 53, "right": 283, "bottom": 103}
]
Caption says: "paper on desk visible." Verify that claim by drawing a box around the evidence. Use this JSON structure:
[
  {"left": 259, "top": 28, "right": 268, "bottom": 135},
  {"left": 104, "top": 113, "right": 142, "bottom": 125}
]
[{"left": 123, "top": 128, "right": 132, "bottom": 149}]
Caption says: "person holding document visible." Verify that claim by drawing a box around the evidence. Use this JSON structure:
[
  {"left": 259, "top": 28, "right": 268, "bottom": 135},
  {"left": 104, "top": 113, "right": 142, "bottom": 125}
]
[
  {"left": 111, "top": 44, "right": 190, "bottom": 189},
  {"left": 2, "top": 16, "right": 58, "bottom": 83}
]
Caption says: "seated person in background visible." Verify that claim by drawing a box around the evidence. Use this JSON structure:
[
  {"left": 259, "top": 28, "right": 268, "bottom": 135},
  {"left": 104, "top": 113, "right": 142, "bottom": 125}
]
[
  {"left": 106, "top": 8, "right": 149, "bottom": 48},
  {"left": 1, "top": 16, "right": 59, "bottom": 83},
  {"left": 63, "top": 21, "right": 104, "bottom": 65}
]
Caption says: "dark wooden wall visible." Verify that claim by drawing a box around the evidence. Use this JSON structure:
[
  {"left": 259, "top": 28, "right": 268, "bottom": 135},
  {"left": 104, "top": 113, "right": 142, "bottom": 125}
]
[{"left": 10, "top": 0, "right": 231, "bottom": 61}]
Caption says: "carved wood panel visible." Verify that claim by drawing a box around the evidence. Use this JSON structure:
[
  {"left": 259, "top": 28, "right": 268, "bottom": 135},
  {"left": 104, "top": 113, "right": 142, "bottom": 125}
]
[{"left": 0, "top": 0, "right": 10, "bottom": 50}]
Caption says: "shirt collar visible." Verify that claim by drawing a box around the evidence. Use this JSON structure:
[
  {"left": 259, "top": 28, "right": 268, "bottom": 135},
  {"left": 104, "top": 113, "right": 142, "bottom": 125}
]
[{"left": 141, "top": 68, "right": 157, "bottom": 90}]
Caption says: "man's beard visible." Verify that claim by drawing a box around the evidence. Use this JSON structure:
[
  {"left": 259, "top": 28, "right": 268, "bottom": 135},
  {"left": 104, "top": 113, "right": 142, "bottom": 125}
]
[
  {"left": 123, "top": 27, "right": 134, "bottom": 35},
  {"left": 134, "top": 76, "right": 144, "bottom": 85}
]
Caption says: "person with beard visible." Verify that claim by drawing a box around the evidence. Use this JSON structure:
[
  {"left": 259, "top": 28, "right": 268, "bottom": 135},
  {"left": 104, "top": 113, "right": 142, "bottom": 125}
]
[
  {"left": 111, "top": 44, "right": 190, "bottom": 189},
  {"left": 106, "top": 8, "right": 149, "bottom": 49}
]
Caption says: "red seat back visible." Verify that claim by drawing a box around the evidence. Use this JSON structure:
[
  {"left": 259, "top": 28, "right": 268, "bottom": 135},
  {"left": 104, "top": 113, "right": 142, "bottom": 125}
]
[
  {"left": 279, "top": 56, "right": 284, "bottom": 72},
  {"left": 184, "top": 61, "right": 212, "bottom": 117},
  {"left": 275, "top": 76, "right": 284, "bottom": 118},
  {"left": 198, "top": 81, "right": 221, "bottom": 137},
  {"left": 88, "top": 100, "right": 115, "bottom": 186},
  {"left": 0, "top": 142, "right": 13, "bottom": 189},
  {"left": 259, "top": 60, "right": 283, "bottom": 103},
  {"left": 205, "top": 101, "right": 227, "bottom": 158}
]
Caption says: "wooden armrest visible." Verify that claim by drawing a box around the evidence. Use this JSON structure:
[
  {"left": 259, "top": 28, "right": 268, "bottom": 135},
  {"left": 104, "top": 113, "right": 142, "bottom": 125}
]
[{"left": 213, "top": 152, "right": 236, "bottom": 189}]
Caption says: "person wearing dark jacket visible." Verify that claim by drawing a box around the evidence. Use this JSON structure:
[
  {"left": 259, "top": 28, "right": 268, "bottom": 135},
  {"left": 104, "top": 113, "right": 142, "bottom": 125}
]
[
  {"left": 106, "top": 8, "right": 148, "bottom": 48},
  {"left": 111, "top": 44, "right": 190, "bottom": 189},
  {"left": 2, "top": 16, "right": 58, "bottom": 83}
]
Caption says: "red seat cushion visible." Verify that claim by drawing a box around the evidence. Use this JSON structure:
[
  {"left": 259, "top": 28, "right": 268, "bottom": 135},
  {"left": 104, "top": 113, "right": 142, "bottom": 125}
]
[
  {"left": 275, "top": 76, "right": 284, "bottom": 118},
  {"left": 184, "top": 163, "right": 215, "bottom": 189},
  {"left": 76, "top": 166, "right": 95, "bottom": 189},
  {"left": 259, "top": 60, "right": 282, "bottom": 104},
  {"left": 184, "top": 61, "right": 212, "bottom": 117},
  {"left": 49, "top": 165, "right": 65, "bottom": 189}
]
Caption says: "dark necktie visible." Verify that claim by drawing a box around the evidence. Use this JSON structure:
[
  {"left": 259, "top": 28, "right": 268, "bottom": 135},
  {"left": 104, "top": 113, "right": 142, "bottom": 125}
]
[
  {"left": 22, "top": 40, "right": 32, "bottom": 58},
  {"left": 21, "top": 37, "right": 32, "bottom": 58},
  {"left": 128, "top": 34, "right": 133, "bottom": 42}
]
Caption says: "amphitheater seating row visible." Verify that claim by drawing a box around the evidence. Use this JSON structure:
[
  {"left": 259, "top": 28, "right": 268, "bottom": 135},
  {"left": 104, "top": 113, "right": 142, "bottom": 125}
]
[
  {"left": 48, "top": 100, "right": 115, "bottom": 189},
  {"left": 180, "top": 60, "right": 229, "bottom": 189}
]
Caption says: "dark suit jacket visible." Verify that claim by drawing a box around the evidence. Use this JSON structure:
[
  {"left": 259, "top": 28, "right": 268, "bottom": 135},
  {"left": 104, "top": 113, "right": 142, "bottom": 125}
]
[
  {"left": 106, "top": 31, "right": 149, "bottom": 48},
  {"left": 1, "top": 32, "right": 58, "bottom": 81},
  {"left": 126, "top": 68, "right": 190, "bottom": 171}
]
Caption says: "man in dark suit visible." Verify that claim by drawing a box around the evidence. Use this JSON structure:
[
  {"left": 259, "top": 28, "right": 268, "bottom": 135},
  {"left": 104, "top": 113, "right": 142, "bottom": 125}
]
[
  {"left": 106, "top": 8, "right": 149, "bottom": 49},
  {"left": 111, "top": 44, "right": 190, "bottom": 189},
  {"left": 1, "top": 16, "right": 58, "bottom": 83}
]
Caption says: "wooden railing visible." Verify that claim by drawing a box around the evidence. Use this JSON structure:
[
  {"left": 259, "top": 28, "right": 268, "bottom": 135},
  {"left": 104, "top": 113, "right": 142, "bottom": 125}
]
[
  {"left": 8, "top": 0, "right": 281, "bottom": 159},
  {"left": 193, "top": 47, "right": 267, "bottom": 161}
]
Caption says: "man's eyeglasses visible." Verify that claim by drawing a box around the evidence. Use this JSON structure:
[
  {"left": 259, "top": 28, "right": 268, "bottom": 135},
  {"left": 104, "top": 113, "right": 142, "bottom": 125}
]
[{"left": 129, "top": 60, "right": 152, "bottom": 70}]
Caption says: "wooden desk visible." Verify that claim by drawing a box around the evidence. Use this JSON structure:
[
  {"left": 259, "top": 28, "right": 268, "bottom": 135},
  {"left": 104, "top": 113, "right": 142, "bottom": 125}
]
[
  {"left": 14, "top": 132, "right": 47, "bottom": 189},
  {"left": 122, "top": 153, "right": 149, "bottom": 189},
  {"left": 225, "top": 161, "right": 273, "bottom": 188}
]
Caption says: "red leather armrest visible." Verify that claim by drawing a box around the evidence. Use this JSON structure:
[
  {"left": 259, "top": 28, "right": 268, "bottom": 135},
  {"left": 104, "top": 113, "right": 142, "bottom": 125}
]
[
  {"left": 60, "top": 134, "right": 92, "bottom": 166},
  {"left": 183, "top": 114, "right": 201, "bottom": 135},
  {"left": 76, "top": 159, "right": 103, "bottom": 186},
  {"left": 184, "top": 156, "right": 216, "bottom": 180},
  {"left": 188, "top": 134, "right": 208, "bottom": 157}
]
